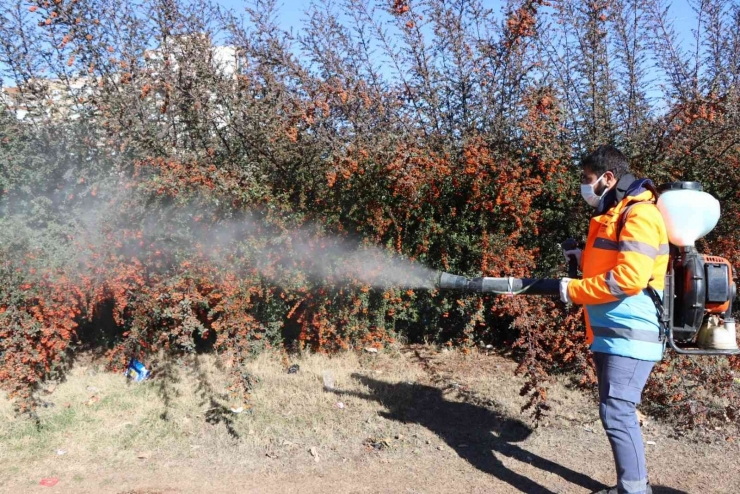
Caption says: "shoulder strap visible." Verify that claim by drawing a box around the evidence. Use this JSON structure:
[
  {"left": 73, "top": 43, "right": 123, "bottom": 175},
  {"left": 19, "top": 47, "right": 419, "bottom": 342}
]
[
  {"left": 615, "top": 182, "right": 662, "bottom": 239},
  {"left": 616, "top": 200, "right": 654, "bottom": 240},
  {"left": 646, "top": 286, "right": 668, "bottom": 342},
  {"left": 616, "top": 188, "right": 667, "bottom": 343}
]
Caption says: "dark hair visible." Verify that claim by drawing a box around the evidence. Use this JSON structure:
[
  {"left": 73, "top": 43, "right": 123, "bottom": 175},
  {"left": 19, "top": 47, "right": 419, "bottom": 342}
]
[{"left": 580, "top": 145, "right": 631, "bottom": 180}]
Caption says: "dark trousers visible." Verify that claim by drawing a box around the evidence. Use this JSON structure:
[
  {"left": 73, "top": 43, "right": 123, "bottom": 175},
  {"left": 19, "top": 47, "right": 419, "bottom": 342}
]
[{"left": 594, "top": 352, "right": 655, "bottom": 494}]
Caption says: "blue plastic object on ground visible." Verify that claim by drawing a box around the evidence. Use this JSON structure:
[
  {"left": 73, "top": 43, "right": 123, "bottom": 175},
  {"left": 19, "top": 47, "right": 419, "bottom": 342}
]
[{"left": 125, "top": 358, "right": 150, "bottom": 382}]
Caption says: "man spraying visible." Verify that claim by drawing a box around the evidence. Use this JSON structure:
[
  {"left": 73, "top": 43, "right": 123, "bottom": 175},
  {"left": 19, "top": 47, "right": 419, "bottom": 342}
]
[{"left": 560, "top": 145, "right": 668, "bottom": 494}]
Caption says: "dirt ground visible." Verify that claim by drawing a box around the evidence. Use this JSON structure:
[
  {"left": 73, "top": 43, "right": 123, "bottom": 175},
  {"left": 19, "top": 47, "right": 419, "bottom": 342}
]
[{"left": 1, "top": 345, "right": 739, "bottom": 494}]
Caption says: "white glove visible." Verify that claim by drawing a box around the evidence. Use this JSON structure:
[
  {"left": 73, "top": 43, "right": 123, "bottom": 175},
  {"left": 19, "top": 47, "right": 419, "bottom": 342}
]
[
  {"left": 559, "top": 278, "right": 572, "bottom": 304},
  {"left": 562, "top": 248, "right": 582, "bottom": 267}
]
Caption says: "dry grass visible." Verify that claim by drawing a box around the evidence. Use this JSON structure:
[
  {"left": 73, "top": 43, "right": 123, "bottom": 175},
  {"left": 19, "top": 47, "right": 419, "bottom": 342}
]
[
  {"left": 1, "top": 346, "right": 738, "bottom": 494},
  {"left": 0, "top": 346, "right": 430, "bottom": 491}
]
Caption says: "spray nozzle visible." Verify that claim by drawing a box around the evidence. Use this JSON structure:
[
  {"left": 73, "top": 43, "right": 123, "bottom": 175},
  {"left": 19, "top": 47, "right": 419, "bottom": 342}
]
[{"left": 434, "top": 271, "right": 560, "bottom": 296}]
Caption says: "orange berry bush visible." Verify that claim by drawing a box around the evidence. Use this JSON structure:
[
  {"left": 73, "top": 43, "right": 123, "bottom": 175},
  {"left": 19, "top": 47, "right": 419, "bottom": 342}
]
[{"left": 1, "top": 0, "right": 739, "bottom": 428}]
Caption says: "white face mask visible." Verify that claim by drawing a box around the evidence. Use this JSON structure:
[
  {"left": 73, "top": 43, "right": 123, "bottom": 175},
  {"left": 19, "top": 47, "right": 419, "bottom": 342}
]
[{"left": 580, "top": 173, "right": 607, "bottom": 208}]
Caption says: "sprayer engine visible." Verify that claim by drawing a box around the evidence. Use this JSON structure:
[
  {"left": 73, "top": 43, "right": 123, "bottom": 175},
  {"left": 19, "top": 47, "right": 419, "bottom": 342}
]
[
  {"left": 670, "top": 251, "right": 734, "bottom": 339},
  {"left": 661, "top": 247, "right": 738, "bottom": 354},
  {"left": 654, "top": 182, "right": 739, "bottom": 354}
]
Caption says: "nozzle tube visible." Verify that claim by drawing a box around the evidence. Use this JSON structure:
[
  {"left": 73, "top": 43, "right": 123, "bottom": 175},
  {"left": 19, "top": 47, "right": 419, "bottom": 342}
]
[{"left": 436, "top": 272, "right": 559, "bottom": 296}]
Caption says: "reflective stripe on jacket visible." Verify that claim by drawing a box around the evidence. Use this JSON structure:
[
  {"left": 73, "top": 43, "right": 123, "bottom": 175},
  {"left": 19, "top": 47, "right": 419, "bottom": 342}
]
[{"left": 567, "top": 188, "right": 669, "bottom": 361}]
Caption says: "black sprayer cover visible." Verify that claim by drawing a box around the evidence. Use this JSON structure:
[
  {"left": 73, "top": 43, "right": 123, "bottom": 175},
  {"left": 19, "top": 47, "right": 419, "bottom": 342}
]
[
  {"left": 658, "top": 181, "right": 703, "bottom": 192},
  {"left": 672, "top": 248, "right": 706, "bottom": 339}
]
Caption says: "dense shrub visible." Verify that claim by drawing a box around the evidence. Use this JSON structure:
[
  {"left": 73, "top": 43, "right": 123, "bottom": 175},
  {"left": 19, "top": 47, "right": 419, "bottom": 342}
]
[{"left": 1, "top": 0, "right": 739, "bottom": 426}]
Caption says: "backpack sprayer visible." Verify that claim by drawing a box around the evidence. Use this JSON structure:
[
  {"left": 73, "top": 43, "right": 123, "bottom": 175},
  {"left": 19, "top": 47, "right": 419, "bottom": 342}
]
[{"left": 434, "top": 182, "right": 740, "bottom": 356}]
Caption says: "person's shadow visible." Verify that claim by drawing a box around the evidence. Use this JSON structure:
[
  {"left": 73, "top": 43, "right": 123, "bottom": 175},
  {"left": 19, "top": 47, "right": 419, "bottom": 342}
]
[{"left": 337, "top": 374, "right": 687, "bottom": 494}]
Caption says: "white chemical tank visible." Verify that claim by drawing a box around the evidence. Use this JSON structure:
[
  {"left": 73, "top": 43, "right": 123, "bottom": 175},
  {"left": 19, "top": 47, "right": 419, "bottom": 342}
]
[{"left": 656, "top": 182, "right": 720, "bottom": 247}]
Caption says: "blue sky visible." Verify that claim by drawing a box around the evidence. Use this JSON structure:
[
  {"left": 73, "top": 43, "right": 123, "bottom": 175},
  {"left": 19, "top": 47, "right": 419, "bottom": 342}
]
[
  {"left": 0, "top": 0, "right": 701, "bottom": 89},
  {"left": 212, "top": 0, "right": 699, "bottom": 102},
  {"left": 216, "top": 0, "right": 699, "bottom": 41}
]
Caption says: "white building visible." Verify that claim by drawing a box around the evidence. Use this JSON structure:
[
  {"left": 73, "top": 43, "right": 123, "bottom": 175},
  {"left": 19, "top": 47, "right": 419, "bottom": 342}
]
[
  {"left": 2, "top": 34, "right": 240, "bottom": 122},
  {"left": 1, "top": 77, "right": 92, "bottom": 122}
]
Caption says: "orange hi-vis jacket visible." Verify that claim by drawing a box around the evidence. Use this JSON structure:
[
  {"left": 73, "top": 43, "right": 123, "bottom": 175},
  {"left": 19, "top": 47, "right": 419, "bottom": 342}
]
[{"left": 567, "top": 182, "right": 669, "bottom": 361}]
